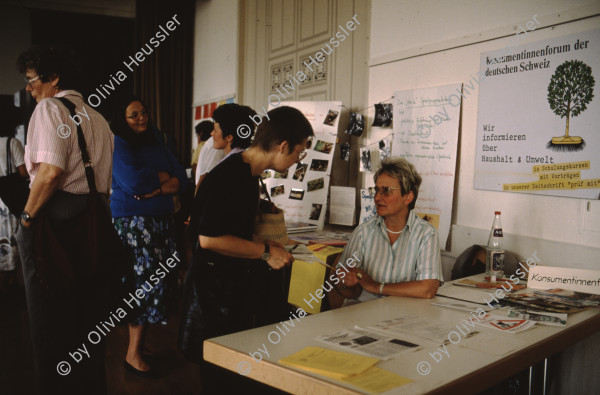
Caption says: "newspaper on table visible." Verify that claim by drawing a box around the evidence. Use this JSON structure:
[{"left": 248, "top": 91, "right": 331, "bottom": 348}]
[
  {"left": 431, "top": 300, "right": 493, "bottom": 313},
  {"left": 368, "top": 314, "right": 457, "bottom": 343},
  {"left": 473, "top": 314, "right": 536, "bottom": 333},
  {"left": 507, "top": 309, "right": 567, "bottom": 326},
  {"left": 316, "top": 327, "right": 420, "bottom": 360}
]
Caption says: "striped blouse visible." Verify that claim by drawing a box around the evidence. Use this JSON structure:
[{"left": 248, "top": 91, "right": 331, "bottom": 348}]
[
  {"left": 24, "top": 90, "right": 113, "bottom": 194},
  {"left": 338, "top": 210, "right": 443, "bottom": 301}
]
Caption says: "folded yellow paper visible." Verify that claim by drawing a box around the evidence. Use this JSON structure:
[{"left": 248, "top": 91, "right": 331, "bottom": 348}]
[
  {"left": 342, "top": 366, "right": 413, "bottom": 394},
  {"left": 279, "top": 346, "right": 379, "bottom": 380}
]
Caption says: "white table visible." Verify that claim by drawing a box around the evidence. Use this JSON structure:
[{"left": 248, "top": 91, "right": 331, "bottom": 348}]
[{"left": 204, "top": 278, "right": 600, "bottom": 394}]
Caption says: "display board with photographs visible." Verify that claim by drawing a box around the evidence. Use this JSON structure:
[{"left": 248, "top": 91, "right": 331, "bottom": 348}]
[{"left": 263, "top": 101, "right": 342, "bottom": 230}]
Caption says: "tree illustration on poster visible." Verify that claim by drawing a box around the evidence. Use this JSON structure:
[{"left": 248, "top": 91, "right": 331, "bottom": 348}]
[{"left": 547, "top": 60, "right": 595, "bottom": 152}]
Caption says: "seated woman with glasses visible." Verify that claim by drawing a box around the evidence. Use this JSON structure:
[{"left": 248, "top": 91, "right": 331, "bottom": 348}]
[{"left": 332, "top": 157, "right": 443, "bottom": 305}]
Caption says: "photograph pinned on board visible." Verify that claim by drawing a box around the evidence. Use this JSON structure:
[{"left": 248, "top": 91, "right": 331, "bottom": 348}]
[
  {"left": 345, "top": 112, "right": 365, "bottom": 136},
  {"left": 260, "top": 170, "right": 272, "bottom": 179},
  {"left": 310, "top": 159, "right": 329, "bottom": 172},
  {"left": 293, "top": 163, "right": 308, "bottom": 182},
  {"left": 379, "top": 138, "right": 391, "bottom": 161},
  {"left": 360, "top": 148, "right": 372, "bottom": 172},
  {"left": 307, "top": 177, "right": 325, "bottom": 192},
  {"left": 340, "top": 143, "right": 350, "bottom": 161},
  {"left": 271, "top": 184, "right": 285, "bottom": 197},
  {"left": 310, "top": 203, "right": 323, "bottom": 220},
  {"left": 313, "top": 140, "right": 334, "bottom": 154},
  {"left": 274, "top": 169, "right": 289, "bottom": 179},
  {"left": 323, "top": 109, "right": 340, "bottom": 126},
  {"left": 289, "top": 188, "right": 305, "bottom": 200},
  {"left": 372, "top": 103, "right": 393, "bottom": 127}
]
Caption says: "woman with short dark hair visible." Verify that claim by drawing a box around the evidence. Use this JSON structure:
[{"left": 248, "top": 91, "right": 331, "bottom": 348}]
[{"left": 181, "top": 107, "right": 314, "bottom": 378}]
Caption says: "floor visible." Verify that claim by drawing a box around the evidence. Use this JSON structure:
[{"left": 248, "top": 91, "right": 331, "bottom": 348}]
[{"left": 0, "top": 282, "right": 287, "bottom": 395}]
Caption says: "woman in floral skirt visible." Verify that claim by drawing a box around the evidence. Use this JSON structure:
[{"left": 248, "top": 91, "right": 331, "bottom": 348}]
[{"left": 110, "top": 97, "right": 187, "bottom": 377}]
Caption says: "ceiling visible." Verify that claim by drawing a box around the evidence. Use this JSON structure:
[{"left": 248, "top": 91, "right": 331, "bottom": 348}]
[{"left": 0, "top": 0, "right": 135, "bottom": 18}]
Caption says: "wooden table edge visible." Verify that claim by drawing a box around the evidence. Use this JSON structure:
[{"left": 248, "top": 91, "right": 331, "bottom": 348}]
[{"left": 204, "top": 340, "right": 363, "bottom": 394}]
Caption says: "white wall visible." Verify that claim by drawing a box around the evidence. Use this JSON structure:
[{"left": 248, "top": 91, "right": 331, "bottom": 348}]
[
  {"left": 192, "top": 0, "right": 239, "bottom": 106},
  {"left": 367, "top": 0, "right": 600, "bottom": 265}
]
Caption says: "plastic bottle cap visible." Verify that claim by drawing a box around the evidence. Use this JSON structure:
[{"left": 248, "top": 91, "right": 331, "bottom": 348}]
[{"left": 495, "top": 211, "right": 501, "bottom": 215}]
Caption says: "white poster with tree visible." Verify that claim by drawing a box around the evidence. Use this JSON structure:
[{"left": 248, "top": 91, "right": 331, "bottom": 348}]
[{"left": 474, "top": 29, "right": 600, "bottom": 198}]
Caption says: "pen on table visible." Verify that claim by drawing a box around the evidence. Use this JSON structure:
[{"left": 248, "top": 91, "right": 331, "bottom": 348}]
[{"left": 289, "top": 244, "right": 299, "bottom": 253}]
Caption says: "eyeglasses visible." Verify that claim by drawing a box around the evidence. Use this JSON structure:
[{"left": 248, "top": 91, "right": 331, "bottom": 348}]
[
  {"left": 126, "top": 109, "right": 148, "bottom": 119},
  {"left": 24, "top": 75, "right": 43, "bottom": 87},
  {"left": 368, "top": 186, "right": 401, "bottom": 197}
]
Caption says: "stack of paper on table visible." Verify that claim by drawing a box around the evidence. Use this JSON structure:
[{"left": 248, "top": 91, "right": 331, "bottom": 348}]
[
  {"left": 506, "top": 309, "right": 567, "bottom": 326},
  {"left": 533, "top": 288, "right": 600, "bottom": 307},
  {"left": 504, "top": 293, "right": 588, "bottom": 314},
  {"left": 454, "top": 278, "right": 526, "bottom": 292},
  {"left": 288, "top": 231, "right": 350, "bottom": 246},
  {"left": 436, "top": 283, "right": 495, "bottom": 304},
  {"left": 279, "top": 347, "right": 412, "bottom": 394},
  {"left": 286, "top": 222, "right": 318, "bottom": 234}
]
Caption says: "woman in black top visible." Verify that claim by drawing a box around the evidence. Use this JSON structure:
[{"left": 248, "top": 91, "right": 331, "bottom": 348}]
[{"left": 180, "top": 106, "right": 314, "bottom": 363}]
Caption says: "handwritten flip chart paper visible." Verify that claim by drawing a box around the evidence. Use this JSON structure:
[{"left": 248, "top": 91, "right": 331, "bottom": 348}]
[
  {"left": 391, "top": 84, "right": 461, "bottom": 248},
  {"left": 265, "top": 101, "right": 342, "bottom": 230},
  {"left": 359, "top": 189, "right": 377, "bottom": 224},
  {"left": 475, "top": 29, "right": 600, "bottom": 198}
]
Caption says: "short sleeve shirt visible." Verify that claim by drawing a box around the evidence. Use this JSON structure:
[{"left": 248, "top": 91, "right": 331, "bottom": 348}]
[
  {"left": 191, "top": 153, "right": 259, "bottom": 266},
  {"left": 24, "top": 90, "right": 113, "bottom": 194},
  {"left": 0, "top": 137, "right": 25, "bottom": 177},
  {"left": 195, "top": 137, "right": 224, "bottom": 185},
  {"left": 338, "top": 211, "right": 443, "bottom": 301}
]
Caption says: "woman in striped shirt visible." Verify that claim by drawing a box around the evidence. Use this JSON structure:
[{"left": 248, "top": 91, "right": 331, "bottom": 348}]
[{"left": 334, "top": 157, "right": 443, "bottom": 304}]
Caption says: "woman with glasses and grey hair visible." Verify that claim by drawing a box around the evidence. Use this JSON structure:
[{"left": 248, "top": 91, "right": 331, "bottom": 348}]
[
  {"left": 332, "top": 157, "right": 443, "bottom": 305},
  {"left": 16, "top": 44, "right": 114, "bottom": 394}
]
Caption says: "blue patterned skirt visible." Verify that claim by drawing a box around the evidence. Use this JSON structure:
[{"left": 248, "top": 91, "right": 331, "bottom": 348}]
[{"left": 112, "top": 215, "right": 178, "bottom": 325}]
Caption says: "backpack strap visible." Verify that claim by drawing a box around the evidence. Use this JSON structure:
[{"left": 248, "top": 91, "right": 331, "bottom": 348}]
[
  {"left": 6, "top": 137, "right": 12, "bottom": 175},
  {"left": 54, "top": 97, "right": 97, "bottom": 194}
]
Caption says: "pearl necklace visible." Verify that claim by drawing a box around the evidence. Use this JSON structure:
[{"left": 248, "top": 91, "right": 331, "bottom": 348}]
[{"left": 384, "top": 225, "right": 405, "bottom": 234}]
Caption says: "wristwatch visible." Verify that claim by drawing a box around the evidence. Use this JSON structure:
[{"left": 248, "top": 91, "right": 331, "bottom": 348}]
[
  {"left": 261, "top": 243, "right": 271, "bottom": 261},
  {"left": 21, "top": 211, "right": 32, "bottom": 224}
]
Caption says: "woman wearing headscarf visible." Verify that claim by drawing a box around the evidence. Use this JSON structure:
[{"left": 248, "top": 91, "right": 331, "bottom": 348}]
[{"left": 110, "top": 97, "right": 187, "bottom": 378}]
